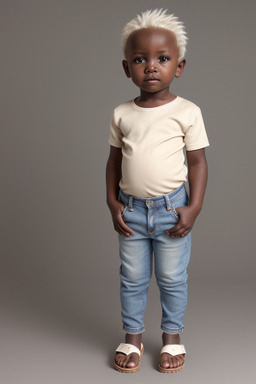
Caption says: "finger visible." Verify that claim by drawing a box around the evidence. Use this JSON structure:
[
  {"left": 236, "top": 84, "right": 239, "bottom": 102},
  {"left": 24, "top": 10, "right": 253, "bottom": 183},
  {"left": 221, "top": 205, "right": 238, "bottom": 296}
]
[
  {"left": 115, "top": 223, "right": 132, "bottom": 237},
  {"left": 171, "top": 226, "right": 191, "bottom": 238},
  {"left": 167, "top": 226, "right": 186, "bottom": 238},
  {"left": 180, "top": 228, "right": 191, "bottom": 237},
  {"left": 116, "top": 227, "right": 131, "bottom": 237},
  {"left": 120, "top": 221, "right": 134, "bottom": 236},
  {"left": 170, "top": 232, "right": 183, "bottom": 238},
  {"left": 116, "top": 217, "right": 134, "bottom": 236},
  {"left": 166, "top": 223, "right": 182, "bottom": 235}
]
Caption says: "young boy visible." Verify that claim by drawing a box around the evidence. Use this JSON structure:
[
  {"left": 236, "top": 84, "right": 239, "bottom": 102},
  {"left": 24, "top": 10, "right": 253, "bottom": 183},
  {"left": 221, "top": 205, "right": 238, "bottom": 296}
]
[{"left": 106, "top": 9, "right": 209, "bottom": 373}]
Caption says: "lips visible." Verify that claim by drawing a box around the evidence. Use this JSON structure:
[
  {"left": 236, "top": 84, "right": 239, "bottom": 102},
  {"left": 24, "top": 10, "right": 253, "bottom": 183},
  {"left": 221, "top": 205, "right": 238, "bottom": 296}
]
[{"left": 144, "top": 77, "right": 160, "bottom": 82}]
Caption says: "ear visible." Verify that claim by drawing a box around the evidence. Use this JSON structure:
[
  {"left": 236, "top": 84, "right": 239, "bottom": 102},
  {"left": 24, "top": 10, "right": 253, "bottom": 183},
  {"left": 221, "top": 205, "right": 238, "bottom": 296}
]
[
  {"left": 122, "top": 60, "right": 131, "bottom": 78},
  {"left": 175, "top": 59, "right": 186, "bottom": 78}
]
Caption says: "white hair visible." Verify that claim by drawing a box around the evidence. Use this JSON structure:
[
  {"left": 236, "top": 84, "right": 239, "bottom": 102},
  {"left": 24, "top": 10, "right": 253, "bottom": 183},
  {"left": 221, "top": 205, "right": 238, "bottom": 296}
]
[{"left": 122, "top": 9, "right": 188, "bottom": 61}]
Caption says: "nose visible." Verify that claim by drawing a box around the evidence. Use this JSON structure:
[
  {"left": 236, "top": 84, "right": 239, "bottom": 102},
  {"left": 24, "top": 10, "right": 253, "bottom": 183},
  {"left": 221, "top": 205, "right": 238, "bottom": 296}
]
[{"left": 145, "top": 62, "right": 158, "bottom": 73}]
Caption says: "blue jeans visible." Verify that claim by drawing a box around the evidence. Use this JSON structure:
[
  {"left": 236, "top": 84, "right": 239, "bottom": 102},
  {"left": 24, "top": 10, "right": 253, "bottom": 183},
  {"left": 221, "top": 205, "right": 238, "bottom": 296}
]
[{"left": 118, "top": 183, "right": 191, "bottom": 335}]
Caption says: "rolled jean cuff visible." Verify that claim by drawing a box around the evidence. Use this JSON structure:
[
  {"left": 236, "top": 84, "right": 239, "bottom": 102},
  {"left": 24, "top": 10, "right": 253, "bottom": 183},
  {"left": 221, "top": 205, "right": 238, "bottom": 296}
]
[
  {"left": 161, "top": 325, "right": 184, "bottom": 334},
  {"left": 123, "top": 325, "right": 145, "bottom": 334}
]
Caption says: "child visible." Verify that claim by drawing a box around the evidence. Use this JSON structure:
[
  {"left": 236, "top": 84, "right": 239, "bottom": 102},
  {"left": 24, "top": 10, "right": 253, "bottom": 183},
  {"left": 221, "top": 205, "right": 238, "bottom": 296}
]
[{"left": 106, "top": 9, "right": 209, "bottom": 373}]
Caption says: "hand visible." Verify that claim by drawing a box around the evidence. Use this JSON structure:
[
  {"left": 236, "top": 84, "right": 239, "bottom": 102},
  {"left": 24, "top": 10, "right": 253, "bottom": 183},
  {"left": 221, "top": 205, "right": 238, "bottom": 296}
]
[
  {"left": 109, "top": 200, "right": 134, "bottom": 237},
  {"left": 165, "top": 206, "right": 199, "bottom": 238}
]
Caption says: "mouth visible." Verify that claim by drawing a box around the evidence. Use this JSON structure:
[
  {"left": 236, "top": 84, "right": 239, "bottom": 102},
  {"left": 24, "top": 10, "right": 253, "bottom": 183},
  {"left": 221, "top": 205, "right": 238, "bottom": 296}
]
[{"left": 144, "top": 77, "right": 160, "bottom": 82}]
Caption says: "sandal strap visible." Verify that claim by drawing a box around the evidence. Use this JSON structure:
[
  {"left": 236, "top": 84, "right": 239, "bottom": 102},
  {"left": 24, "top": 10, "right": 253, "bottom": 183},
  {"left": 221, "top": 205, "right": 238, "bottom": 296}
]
[
  {"left": 160, "top": 344, "right": 186, "bottom": 356},
  {"left": 115, "top": 343, "right": 142, "bottom": 356}
]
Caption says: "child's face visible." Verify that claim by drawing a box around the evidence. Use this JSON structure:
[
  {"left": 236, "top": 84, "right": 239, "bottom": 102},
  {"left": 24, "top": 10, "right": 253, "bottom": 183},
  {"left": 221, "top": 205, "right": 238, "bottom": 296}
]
[{"left": 123, "top": 28, "right": 185, "bottom": 96}]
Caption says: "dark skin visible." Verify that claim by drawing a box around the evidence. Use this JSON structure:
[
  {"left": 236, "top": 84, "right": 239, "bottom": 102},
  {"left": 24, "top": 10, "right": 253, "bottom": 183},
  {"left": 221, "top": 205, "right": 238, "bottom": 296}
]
[{"left": 106, "top": 27, "right": 208, "bottom": 370}]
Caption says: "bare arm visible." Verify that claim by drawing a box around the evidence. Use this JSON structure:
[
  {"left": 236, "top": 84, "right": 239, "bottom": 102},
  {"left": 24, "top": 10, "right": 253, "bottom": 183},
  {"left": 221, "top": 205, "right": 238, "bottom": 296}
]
[
  {"left": 106, "top": 146, "right": 134, "bottom": 237},
  {"left": 166, "top": 148, "right": 208, "bottom": 238}
]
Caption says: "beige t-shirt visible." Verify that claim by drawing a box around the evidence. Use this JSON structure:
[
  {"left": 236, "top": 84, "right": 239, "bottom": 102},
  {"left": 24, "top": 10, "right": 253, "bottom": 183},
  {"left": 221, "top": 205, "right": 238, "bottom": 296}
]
[{"left": 109, "top": 96, "right": 209, "bottom": 198}]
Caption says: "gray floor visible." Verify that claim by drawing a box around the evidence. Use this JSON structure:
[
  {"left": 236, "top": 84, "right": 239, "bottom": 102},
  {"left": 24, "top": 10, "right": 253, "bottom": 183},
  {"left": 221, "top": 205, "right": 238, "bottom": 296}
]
[{"left": 1, "top": 278, "right": 255, "bottom": 384}]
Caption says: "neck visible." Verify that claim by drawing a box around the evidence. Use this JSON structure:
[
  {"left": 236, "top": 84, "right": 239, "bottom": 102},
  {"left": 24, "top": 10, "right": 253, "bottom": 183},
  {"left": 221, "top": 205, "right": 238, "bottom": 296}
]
[{"left": 136, "top": 89, "right": 176, "bottom": 108}]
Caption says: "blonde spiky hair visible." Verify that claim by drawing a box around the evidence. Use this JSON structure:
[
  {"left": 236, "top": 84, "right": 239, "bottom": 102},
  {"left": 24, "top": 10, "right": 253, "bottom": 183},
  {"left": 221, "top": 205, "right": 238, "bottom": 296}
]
[{"left": 122, "top": 9, "right": 188, "bottom": 61}]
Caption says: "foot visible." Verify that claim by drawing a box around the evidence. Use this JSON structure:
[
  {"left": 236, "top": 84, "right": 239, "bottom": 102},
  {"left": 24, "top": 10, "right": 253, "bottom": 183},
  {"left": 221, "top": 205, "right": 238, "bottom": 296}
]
[
  {"left": 114, "top": 333, "right": 142, "bottom": 370},
  {"left": 159, "top": 333, "right": 185, "bottom": 371}
]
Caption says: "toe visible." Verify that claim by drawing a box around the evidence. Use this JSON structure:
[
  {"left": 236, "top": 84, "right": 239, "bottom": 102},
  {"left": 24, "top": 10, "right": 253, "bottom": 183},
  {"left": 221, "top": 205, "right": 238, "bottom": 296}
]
[
  {"left": 115, "top": 352, "right": 139, "bottom": 369},
  {"left": 115, "top": 353, "right": 127, "bottom": 368},
  {"left": 177, "top": 354, "right": 184, "bottom": 367},
  {"left": 160, "top": 353, "right": 170, "bottom": 368},
  {"left": 161, "top": 360, "right": 170, "bottom": 368},
  {"left": 169, "top": 354, "right": 184, "bottom": 369},
  {"left": 169, "top": 356, "right": 178, "bottom": 369},
  {"left": 126, "top": 353, "right": 139, "bottom": 368},
  {"left": 160, "top": 353, "right": 184, "bottom": 370}
]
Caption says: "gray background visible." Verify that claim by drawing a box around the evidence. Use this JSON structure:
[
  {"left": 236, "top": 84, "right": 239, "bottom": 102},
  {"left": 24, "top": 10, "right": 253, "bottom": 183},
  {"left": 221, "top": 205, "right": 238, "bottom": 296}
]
[{"left": 1, "top": 0, "right": 255, "bottom": 383}]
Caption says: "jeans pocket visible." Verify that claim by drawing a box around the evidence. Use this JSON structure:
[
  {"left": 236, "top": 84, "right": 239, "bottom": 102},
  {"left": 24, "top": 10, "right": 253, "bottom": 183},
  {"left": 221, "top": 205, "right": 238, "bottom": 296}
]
[
  {"left": 121, "top": 205, "right": 128, "bottom": 218},
  {"left": 170, "top": 205, "right": 180, "bottom": 221}
]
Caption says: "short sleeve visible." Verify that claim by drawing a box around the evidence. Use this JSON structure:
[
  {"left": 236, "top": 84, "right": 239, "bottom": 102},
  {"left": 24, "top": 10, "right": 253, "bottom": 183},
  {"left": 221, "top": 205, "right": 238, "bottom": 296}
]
[
  {"left": 108, "top": 109, "right": 123, "bottom": 148},
  {"left": 184, "top": 107, "right": 210, "bottom": 151}
]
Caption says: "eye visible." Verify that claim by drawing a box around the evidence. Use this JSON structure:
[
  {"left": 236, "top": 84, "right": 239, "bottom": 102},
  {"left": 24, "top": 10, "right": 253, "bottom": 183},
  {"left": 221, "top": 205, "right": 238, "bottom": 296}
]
[
  {"left": 134, "top": 57, "right": 145, "bottom": 64},
  {"left": 158, "top": 56, "right": 170, "bottom": 63}
]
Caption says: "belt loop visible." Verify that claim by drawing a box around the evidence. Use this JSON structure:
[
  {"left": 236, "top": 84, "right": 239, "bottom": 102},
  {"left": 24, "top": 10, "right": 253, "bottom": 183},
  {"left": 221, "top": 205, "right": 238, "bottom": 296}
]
[
  {"left": 128, "top": 195, "right": 134, "bottom": 211},
  {"left": 164, "top": 194, "right": 171, "bottom": 211}
]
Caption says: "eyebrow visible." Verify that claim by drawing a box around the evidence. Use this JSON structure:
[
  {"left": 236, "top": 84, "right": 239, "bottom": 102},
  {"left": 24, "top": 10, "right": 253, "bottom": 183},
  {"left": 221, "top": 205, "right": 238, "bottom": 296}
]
[{"left": 132, "top": 49, "right": 170, "bottom": 55}]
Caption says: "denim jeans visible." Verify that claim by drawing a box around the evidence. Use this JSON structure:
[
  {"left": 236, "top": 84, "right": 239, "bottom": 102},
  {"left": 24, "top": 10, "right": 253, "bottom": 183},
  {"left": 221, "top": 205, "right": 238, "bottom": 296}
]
[{"left": 118, "top": 183, "right": 191, "bottom": 335}]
